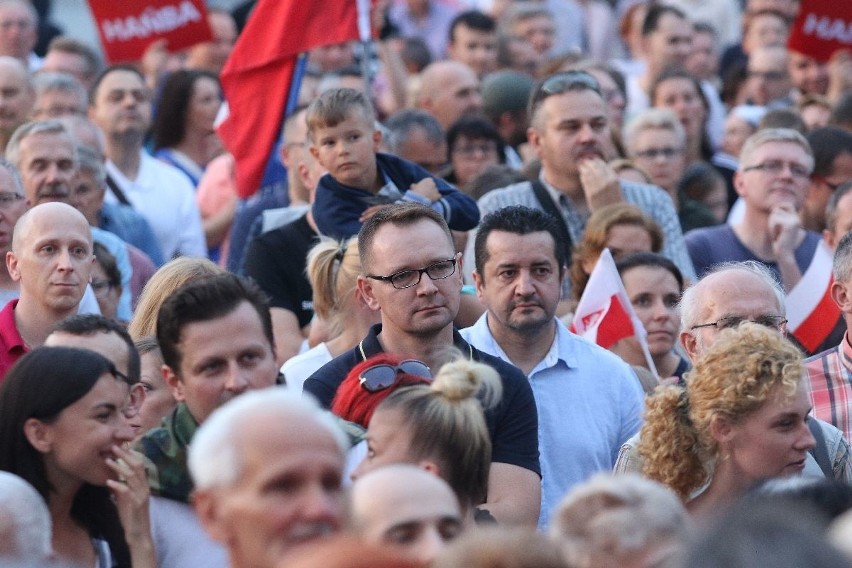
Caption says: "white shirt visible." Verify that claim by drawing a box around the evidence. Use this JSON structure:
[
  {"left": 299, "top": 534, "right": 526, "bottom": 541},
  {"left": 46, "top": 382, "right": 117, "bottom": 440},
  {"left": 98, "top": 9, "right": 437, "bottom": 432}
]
[{"left": 105, "top": 152, "right": 206, "bottom": 260}]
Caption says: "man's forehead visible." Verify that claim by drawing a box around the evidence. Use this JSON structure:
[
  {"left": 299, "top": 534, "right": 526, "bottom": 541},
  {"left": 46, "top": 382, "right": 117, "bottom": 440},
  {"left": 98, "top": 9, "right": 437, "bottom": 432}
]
[
  {"left": 46, "top": 330, "right": 129, "bottom": 370},
  {"left": 541, "top": 89, "right": 606, "bottom": 118},
  {"left": 699, "top": 270, "right": 781, "bottom": 318}
]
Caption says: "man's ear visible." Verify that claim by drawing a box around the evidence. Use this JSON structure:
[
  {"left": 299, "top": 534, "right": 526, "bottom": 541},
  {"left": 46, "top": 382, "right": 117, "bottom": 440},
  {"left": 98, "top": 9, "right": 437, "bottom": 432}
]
[
  {"left": 128, "top": 383, "right": 146, "bottom": 416},
  {"left": 23, "top": 418, "right": 53, "bottom": 454},
  {"left": 163, "top": 365, "right": 186, "bottom": 402},
  {"left": 419, "top": 459, "right": 442, "bottom": 478},
  {"left": 6, "top": 250, "right": 20, "bottom": 282},
  {"left": 831, "top": 280, "right": 852, "bottom": 313},
  {"left": 357, "top": 275, "right": 382, "bottom": 311},
  {"left": 527, "top": 125, "right": 541, "bottom": 155},
  {"left": 309, "top": 144, "right": 320, "bottom": 162},
  {"left": 680, "top": 330, "right": 699, "bottom": 363},
  {"left": 193, "top": 489, "right": 229, "bottom": 543},
  {"left": 373, "top": 128, "right": 382, "bottom": 152},
  {"left": 472, "top": 270, "right": 485, "bottom": 302},
  {"left": 733, "top": 170, "right": 747, "bottom": 198}
]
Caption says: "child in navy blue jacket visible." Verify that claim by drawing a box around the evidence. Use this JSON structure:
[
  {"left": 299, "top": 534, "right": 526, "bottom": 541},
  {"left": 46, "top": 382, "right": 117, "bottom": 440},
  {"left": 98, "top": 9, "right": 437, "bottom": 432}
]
[{"left": 307, "top": 88, "right": 479, "bottom": 240}]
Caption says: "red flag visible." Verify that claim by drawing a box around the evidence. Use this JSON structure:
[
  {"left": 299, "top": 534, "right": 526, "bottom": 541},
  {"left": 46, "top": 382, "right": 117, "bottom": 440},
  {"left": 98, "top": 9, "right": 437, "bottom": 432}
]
[
  {"left": 787, "top": 0, "right": 852, "bottom": 62},
  {"left": 786, "top": 240, "right": 842, "bottom": 353},
  {"left": 217, "top": 0, "right": 371, "bottom": 198}
]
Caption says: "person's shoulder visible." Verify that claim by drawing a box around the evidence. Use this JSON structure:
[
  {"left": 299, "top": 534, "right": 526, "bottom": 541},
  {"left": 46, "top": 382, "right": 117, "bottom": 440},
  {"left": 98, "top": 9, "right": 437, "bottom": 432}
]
[
  {"left": 685, "top": 223, "right": 731, "bottom": 243},
  {"left": 472, "top": 345, "right": 527, "bottom": 384},
  {"left": 557, "top": 322, "right": 635, "bottom": 375},
  {"left": 140, "top": 152, "right": 196, "bottom": 194},
  {"left": 477, "top": 180, "right": 534, "bottom": 208},
  {"left": 619, "top": 179, "right": 671, "bottom": 203}
]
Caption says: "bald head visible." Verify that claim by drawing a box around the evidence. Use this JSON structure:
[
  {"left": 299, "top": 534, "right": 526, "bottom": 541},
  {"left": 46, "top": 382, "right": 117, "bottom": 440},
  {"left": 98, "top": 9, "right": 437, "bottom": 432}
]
[
  {"left": 679, "top": 264, "right": 786, "bottom": 361},
  {"left": 12, "top": 201, "right": 90, "bottom": 251},
  {"left": 349, "top": 465, "right": 463, "bottom": 565},
  {"left": 0, "top": 55, "right": 32, "bottom": 135},
  {"left": 417, "top": 61, "right": 482, "bottom": 130}
]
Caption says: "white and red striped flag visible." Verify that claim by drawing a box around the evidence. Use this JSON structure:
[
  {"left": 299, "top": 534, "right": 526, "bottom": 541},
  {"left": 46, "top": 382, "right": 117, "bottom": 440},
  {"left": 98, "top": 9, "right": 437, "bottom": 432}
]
[
  {"left": 571, "top": 249, "right": 658, "bottom": 376},
  {"left": 217, "top": 0, "right": 373, "bottom": 198},
  {"left": 786, "top": 239, "right": 841, "bottom": 353}
]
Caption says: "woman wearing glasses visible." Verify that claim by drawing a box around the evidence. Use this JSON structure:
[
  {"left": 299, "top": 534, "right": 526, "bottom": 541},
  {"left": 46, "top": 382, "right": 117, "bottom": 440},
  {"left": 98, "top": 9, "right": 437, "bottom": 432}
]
[
  {"left": 0, "top": 347, "right": 155, "bottom": 567},
  {"left": 638, "top": 324, "right": 818, "bottom": 520},
  {"left": 347, "top": 352, "right": 502, "bottom": 519}
]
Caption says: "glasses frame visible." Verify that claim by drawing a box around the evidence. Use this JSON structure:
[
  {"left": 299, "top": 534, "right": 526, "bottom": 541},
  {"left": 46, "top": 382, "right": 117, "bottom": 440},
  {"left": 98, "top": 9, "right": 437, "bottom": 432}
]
[
  {"left": 690, "top": 315, "right": 788, "bottom": 331},
  {"left": 367, "top": 257, "right": 458, "bottom": 290},
  {"left": 359, "top": 359, "right": 432, "bottom": 392},
  {"left": 741, "top": 161, "right": 811, "bottom": 180}
]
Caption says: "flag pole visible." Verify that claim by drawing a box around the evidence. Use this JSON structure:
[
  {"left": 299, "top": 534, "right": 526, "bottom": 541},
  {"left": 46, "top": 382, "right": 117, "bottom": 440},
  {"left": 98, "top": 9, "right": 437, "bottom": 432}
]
[{"left": 356, "top": 0, "right": 374, "bottom": 96}]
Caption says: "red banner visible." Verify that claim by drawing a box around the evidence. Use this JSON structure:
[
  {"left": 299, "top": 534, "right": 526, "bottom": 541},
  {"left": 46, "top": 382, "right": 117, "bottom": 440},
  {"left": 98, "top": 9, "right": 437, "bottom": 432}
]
[
  {"left": 787, "top": 0, "right": 852, "bottom": 62},
  {"left": 88, "top": 0, "right": 212, "bottom": 64}
]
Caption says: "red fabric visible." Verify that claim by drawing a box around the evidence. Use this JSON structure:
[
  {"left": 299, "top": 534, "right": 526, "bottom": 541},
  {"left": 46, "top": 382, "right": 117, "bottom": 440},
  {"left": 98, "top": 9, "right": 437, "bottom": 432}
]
[
  {"left": 787, "top": 0, "right": 852, "bottom": 62},
  {"left": 218, "top": 0, "right": 364, "bottom": 198},
  {"left": 791, "top": 277, "right": 842, "bottom": 353},
  {"left": 0, "top": 300, "right": 28, "bottom": 383},
  {"left": 594, "top": 295, "right": 635, "bottom": 349}
]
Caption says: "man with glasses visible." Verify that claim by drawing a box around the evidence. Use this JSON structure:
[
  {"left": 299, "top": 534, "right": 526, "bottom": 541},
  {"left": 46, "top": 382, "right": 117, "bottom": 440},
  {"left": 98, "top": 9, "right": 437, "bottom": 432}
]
[
  {"left": 305, "top": 202, "right": 541, "bottom": 527},
  {"left": 686, "top": 128, "right": 818, "bottom": 293},
  {"left": 745, "top": 46, "right": 793, "bottom": 108},
  {"left": 616, "top": 260, "right": 852, "bottom": 481},
  {"left": 477, "top": 70, "right": 695, "bottom": 296}
]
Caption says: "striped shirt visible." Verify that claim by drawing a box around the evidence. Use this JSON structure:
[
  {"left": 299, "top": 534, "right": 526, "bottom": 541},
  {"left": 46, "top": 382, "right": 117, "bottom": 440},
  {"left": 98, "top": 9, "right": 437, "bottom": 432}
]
[
  {"left": 476, "top": 177, "right": 697, "bottom": 288},
  {"left": 805, "top": 334, "right": 852, "bottom": 442}
]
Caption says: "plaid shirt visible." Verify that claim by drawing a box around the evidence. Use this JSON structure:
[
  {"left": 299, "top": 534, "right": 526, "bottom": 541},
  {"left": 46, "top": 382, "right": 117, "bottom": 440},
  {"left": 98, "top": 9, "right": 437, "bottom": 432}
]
[{"left": 805, "top": 334, "right": 852, "bottom": 443}]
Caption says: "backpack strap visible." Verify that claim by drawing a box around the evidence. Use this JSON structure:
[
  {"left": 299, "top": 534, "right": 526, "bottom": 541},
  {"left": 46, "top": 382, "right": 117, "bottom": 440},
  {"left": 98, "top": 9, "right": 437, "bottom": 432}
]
[
  {"left": 106, "top": 173, "right": 132, "bottom": 207},
  {"left": 808, "top": 417, "right": 833, "bottom": 478},
  {"left": 530, "top": 179, "right": 572, "bottom": 255}
]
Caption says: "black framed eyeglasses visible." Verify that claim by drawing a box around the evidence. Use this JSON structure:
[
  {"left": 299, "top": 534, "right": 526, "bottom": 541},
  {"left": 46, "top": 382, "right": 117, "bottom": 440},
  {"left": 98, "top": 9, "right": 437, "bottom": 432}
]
[
  {"left": 529, "top": 71, "right": 601, "bottom": 115},
  {"left": 367, "top": 257, "right": 457, "bottom": 289},
  {"left": 359, "top": 359, "right": 432, "bottom": 392},
  {"left": 690, "top": 315, "right": 788, "bottom": 331}
]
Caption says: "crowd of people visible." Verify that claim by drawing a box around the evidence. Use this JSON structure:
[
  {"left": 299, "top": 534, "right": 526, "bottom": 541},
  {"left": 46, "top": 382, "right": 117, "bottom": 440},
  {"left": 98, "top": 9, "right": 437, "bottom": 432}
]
[{"left": 0, "top": 0, "right": 851, "bottom": 566}]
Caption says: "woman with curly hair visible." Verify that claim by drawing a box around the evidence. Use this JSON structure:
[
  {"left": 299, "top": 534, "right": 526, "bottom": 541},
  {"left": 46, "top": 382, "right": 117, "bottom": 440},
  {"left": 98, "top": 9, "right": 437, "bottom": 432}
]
[{"left": 638, "top": 323, "right": 816, "bottom": 519}]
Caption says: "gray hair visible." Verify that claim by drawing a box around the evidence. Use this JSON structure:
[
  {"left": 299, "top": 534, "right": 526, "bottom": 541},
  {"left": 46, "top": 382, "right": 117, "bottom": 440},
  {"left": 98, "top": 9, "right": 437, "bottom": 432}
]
[
  {"left": 834, "top": 232, "right": 852, "bottom": 283},
  {"left": 75, "top": 144, "right": 106, "bottom": 185},
  {"left": 738, "top": 127, "right": 814, "bottom": 173},
  {"left": 5, "top": 120, "right": 78, "bottom": 169},
  {"left": 384, "top": 109, "right": 445, "bottom": 153},
  {"left": 624, "top": 108, "right": 687, "bottom": 154},
  {"left": 32, "top": 71, "right": 87, "bottom": 103},
  {"left": 0, "top": 157, "right": 24, "bottom": 196},
  {"left": 550, "top": 472, "right": 691, "bottom": 565},
  {"left": 188, "top": 388, "right": 349, "bottom": 490},
  {"left": 679, "top": 261, "right": 786, "bottom": 329},
  {"left": 0, "top": 472, "right": 51, "bottom": 560}
]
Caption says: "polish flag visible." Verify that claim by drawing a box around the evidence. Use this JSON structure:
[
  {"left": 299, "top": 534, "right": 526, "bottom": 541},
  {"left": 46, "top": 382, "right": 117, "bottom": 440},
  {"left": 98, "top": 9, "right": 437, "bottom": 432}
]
[
  {"left": 786, "top": 240, "right": 841, "bottom": 353},
  {"left": 217, "top": 0, "right": 373, "bottom": 198},
  {"left": 571, "top": 249, "right": 657, "bottom": 375}
]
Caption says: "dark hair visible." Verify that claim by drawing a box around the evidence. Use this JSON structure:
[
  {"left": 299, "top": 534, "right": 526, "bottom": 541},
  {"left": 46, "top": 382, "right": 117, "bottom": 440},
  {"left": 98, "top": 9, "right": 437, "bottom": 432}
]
[
  {"left": 384, "top": 109, "right": 445, "bottom": 153},
  {"left": 306, "top": 87, "right": 375, "bottom": 141},
  {"left": 825, "top": 181, "right": 852, "bottom": 232},
  {"left": 88, "top": 64, "right": 145, "bottom": 107},
  {"left": 528, "top": 71, "right": 602, "bottom": 124},
  {"left": 677, "top": 161, "right": 726, "bottom": 203},
  {"left": 401, "top": 37, "right": 432, "bottom": 73},
  {"left": 828, "top": 92, "right": 852, "bottom": 130},
  {"left": 52, "top": 314, "right": 141, "bottom": 384},
  {"left": 133, "top": 335, "right": 160, "bottom": 357},
  {"left": 751, "top": 477, "right": 852, "bottom": 522},
  {"left": 474, "top": 206, "right": 566, "bottom": 277},
  {"left": 358, "top": 203, "right": 451, "bottom": 275},
  {"left": 46, "top": 36, "right": 102, "bottom": 81},
  {"left": 152, "top": 69, "right": 220, "bottom": 151},
  {"left": 446, "top": 115, "right": 506, "bottom": 164},
  {"left": 806, "top": 127, "right": 852, "bottom": 178},
  {"left": 93, "top": 242, "right": 121, "bottom": 289},
  {"left": 641, "top": 4, "right": 686, "bottom": 37},
  {"left": 156, "top": 273, "right": 273, "bottom": 373},
  {"left": 615, "top": 252, "right": 684, "bottom": 292},
  {"left": 650, "top": 67, "right": 714, "bottom": 160},
  {"left": 467, "top": 164, "right": 528, "bottom": 200},
  {"left": 0, "top": 347, "right": 131, "bottom": 567},
  {"left": 449, "top": 10, "right": 496, "bottom": 44},
  {"left": 758, "top": 108, "right": 807, "bottom": 134},
  {"left": 331, "top": 353, "right": 432, "bottom": 428}
]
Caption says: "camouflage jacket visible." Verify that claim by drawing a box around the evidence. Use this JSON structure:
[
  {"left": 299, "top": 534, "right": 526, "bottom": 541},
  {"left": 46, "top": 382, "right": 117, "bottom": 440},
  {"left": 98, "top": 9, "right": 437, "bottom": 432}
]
[{"left": 135, "top": 403, "right": 198, "bottom": 504}]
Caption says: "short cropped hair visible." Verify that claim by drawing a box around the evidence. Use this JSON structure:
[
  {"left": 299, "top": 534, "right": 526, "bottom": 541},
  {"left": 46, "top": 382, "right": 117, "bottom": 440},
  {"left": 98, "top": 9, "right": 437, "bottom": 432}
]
[
  {"left": 833, "top": 231, "right": 852, "bottom": 284},
  {"left": 738, "top": 127, "right": 813, "bottom": 172},
  {"left": 306, "top": 87, "right": 375, "bottom": 142},
  {"left": 825, "top": 181, "right": 852, "bottom": 235},
  {"left": 449, "top": 10, "right": 496, "bottom": 44},
  {"left": 358, "top": 203, "right": 452, "bottom": 275},
  {"left": 641, "top": 3, "right": 687, "bottom": 36},
  {"left": 384, "top": 109, "right": 445, "bottom": 154},
  {"left": 156, "top": 273, "right": 273, "bottom": 374},
  {"left": 806, "top": 127, "right": 852, "bottom": 179},
  {"left": 46, "top": 36, "right": 102, "bottom": 81},
  {"left": 52, "top": 313, "right": 140, "bottom": 384},
  {"left": 88, "top": 64, "right": 145, "bottom": 107},
  {"left": 32, "top": 71, "right": 87, "bottom": 104},
  {"left": 5, "top": 120, "right": 77, "bottom": 169},
  {"left": 474, "top": 205, "right": 566, "bottom": 277},
  {"left": 189, "top": 388, "right": 348, "bottom": 489},
  {"left": 624, "top": 108, "right": 687, "bottom": 153}
]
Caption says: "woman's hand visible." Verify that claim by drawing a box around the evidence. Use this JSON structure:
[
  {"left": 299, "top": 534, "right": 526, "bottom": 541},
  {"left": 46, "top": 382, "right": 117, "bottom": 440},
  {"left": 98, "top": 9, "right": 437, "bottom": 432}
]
[{"left": 106, "top": 445, "right": 157, "bottom": 567}]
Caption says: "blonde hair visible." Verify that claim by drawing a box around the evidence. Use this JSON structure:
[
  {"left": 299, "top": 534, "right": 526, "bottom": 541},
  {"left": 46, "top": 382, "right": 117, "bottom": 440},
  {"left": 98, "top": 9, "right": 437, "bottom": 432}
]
[
  {"left": 128, "top": 257, "right": 224, "bottom": 339},
  {"left": 376, "top": 352, "right": 502, "bottom": 510},
  {"left": 638, "top": 324, "right": 804, "bottom": 499},
  {"left": 306, "top": 236, "right": 361, "bottom": 337}
]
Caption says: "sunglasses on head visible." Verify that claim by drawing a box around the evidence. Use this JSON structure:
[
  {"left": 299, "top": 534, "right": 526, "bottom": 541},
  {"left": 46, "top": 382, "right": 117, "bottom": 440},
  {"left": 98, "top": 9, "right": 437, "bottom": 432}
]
[
  {"left": 359, "top": 359, "right": 432, "bottom": 392},
  {"left": 529, "top": 71, "right": 602, "bottom": 114}
]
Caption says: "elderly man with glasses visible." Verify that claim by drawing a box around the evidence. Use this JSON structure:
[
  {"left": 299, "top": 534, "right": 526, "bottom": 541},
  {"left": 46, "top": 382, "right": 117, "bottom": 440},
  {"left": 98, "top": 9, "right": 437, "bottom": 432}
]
[
  {"left": 305, "top": 202, "right": 541, "bottom": 527},
  {"left": 476, "top": 70, "right": 694, "bottom": 299},
  {"left": 615, "top": 260, "right": 852, "bottom": 482}
]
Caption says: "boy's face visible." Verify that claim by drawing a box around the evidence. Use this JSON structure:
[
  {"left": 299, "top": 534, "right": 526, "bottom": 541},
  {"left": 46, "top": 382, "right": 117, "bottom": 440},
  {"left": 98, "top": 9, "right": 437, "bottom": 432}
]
[{"left": 310, "top": 111, "right": 381, "bottom": 190}]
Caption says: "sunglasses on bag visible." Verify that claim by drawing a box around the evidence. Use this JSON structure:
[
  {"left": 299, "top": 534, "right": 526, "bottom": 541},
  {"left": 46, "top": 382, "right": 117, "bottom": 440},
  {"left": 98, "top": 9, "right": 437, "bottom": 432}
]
[{"left": 358, "top": 359, "right": 432, "bottom": 392}]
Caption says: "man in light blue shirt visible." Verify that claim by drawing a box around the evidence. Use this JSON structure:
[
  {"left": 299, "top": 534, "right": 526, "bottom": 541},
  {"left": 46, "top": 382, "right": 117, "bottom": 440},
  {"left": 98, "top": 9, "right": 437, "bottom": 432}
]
[{"left": 461, "top": 205, "right": 643, "bottom": 528}]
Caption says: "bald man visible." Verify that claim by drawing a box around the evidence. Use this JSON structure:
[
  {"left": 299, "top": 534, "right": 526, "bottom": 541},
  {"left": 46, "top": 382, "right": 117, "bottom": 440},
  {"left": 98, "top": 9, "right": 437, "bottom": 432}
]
[
  {"left": 349, "top": 465, "right": 464, "bottom": 566},
  {"left": 0, "top": 202, "right": 93, "bottom": 379},
  {"left": 416, "top": 61, "right": 482, "bottom": 130}
]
